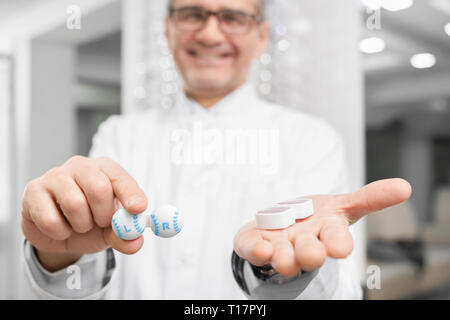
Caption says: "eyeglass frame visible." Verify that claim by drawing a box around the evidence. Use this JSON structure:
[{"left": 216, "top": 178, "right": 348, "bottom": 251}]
[{"left": 168, "top": 6, "right": 264, "bottom": 35}]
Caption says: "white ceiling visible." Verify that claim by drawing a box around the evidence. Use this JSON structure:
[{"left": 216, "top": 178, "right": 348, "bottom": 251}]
[
  {"left": 0, "top": 0, "right": 50, "bottom": 24},
  {"left": 360, "top": 0, "right": 450, "bottom": 126},
  {"left": 361, "top": 0, "right": 450, "bottom": 76}
]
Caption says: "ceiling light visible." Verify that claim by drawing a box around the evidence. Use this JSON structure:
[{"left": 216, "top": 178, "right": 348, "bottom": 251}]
[
  {"left": 430, "top": 0, "right": 450, "bottom": 16},
  {"left": 361, "top": 0, "right": 383, "bottom": 10},
  {"left": 361, "top": 0, "right": 414, "bottom": 11},
  {"left": 445, "top": 23, "right": 450, "bottom": 36},
  {"left": 359, "top": 37, "right": 386, "bottom": 54},
  {"left": 382, "top": 0, "right": 414, "bottom": 12},
  {"left": 410, "top": 53, "right": 436, "bottom": 69}
]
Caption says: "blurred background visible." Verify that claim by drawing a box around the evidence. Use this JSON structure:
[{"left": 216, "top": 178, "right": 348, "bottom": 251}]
[{"left": 0, "top": 0, "right": 448, "bottom": 299}]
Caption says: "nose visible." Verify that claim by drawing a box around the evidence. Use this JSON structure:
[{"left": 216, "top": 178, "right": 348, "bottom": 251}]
[{"left": 194, "top": 14, "right": 227, "bottom": 45}]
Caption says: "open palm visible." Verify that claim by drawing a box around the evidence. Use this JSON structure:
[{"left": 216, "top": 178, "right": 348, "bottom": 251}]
[{"left": 233, "top": 178, "right": 412, "bottom": 277}]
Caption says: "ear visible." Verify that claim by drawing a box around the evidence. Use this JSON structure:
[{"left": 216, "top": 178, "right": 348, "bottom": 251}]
[
  {"left": 165, "top": 17, "right": 174, "bottom": 54},
  {"left": 254, "top": 21, "right": 269, "bottom": 58}
]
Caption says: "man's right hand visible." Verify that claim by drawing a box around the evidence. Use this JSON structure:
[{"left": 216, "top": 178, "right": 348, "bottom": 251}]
[{"left": 21, "top": 156, "right": 148, "bottom": 272}]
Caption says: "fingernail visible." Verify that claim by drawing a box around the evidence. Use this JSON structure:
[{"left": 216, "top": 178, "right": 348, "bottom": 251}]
[{"left": 127, "top": 196, "right": 143, "bottom": 209}]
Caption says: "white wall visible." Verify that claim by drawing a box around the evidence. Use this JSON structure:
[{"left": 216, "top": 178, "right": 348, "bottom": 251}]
[
  {"left": 0, "top": 57, "right": 12, "bottom": 224},
  {"left": 30, "top": 41, "right": 76, "bottom": 179},
  {"left": 0, "top": 0, "right": 121, "bottom": 298},
  {"left": 0, "top": 56, "right": 13, "bottom": 299},
  {"left": 0, "top": 0, "right": 120, "bottom": 55}
]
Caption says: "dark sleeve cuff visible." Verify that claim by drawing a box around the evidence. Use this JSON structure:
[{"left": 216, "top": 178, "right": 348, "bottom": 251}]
[{"left": 231, "top": 250, "right": 320, "bottom": 299}]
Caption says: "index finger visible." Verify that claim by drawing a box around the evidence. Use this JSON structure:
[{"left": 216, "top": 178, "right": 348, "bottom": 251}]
[{"left": 95, "top": 157, "right": 148, "bottom": 214}]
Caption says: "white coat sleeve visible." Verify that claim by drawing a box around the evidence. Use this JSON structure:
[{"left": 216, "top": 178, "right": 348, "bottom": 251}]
[
  {"left": 21, "top": 115, "right": 124, "bottom": 299},
  {"left": 22, "top": 240, "right": 116, "bottom": 299}
]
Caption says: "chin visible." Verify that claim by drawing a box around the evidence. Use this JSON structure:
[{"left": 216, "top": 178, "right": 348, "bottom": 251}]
[{"left": 187, "top": 75, "right": 234, "bottom": 92}]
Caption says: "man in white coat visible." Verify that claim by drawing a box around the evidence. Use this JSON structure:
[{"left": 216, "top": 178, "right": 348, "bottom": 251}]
[{"left": 21, "top": 0, "right": 411, "bottom": 299}]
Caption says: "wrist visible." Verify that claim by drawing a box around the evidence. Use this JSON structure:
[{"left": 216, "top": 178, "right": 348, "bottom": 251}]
[{"left": 34, "top": 247, "right": 83, "bottom": 272}]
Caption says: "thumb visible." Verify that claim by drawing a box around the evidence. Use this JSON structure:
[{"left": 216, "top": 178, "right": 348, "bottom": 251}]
[{"left": 340, "top": 178, "right": 412, "bottom": 224}]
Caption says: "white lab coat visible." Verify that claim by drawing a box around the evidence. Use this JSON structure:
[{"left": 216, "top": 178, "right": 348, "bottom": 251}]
[{"left": 22, "top": 83, "right": 362, "bottom": 299}]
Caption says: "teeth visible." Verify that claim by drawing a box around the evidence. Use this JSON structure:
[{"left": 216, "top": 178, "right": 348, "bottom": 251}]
[
  {"left": 190, "top": 51, "right": 230, "bottom": 59},
  {"left": 198, "top": 54, "right": 224, "bottom": 59}
]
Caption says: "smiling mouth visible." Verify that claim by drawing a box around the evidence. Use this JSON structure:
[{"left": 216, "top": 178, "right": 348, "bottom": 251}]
[{"left": 186, "top": 49, "right": 234, "bottom": 65}]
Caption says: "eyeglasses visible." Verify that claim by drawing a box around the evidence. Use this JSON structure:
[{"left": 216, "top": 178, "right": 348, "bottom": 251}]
[{"left": 169, "top": 6, "right": 262, "bottom": 35}]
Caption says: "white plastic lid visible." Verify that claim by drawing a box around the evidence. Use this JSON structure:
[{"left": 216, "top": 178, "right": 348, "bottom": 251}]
[
  {"left": 255, "top": 206, "right": 296, "bottom": 230},
  {"left": 277, "top": 198, "right": 314, "bottom": 219}
]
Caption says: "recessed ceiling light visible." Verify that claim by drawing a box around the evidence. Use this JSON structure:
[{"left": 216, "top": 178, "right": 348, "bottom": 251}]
[
  {"left": 361, "top": 0, "right": 383, "bottom": 10},
  {"left": 430, "top": 0, "right": 450, "bottom": 16},
  {"left": 445, "top": 23, "right": 450, "bottom": 36},
  {"left": 382, "top": 0, "right": 414, "bottom": 12},
  {"left": 410, "top": 53, "right": 436, "bottom": 69},
  {"left": 361, "top": 0, "right": 414, "bottom": 11},
  {"left": 359, "top": 37, "right": 386, "bottom": 54}
]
